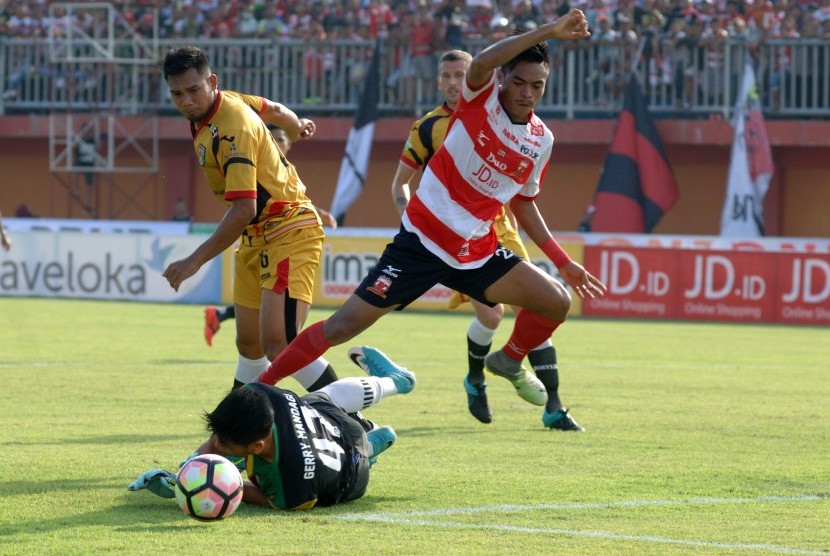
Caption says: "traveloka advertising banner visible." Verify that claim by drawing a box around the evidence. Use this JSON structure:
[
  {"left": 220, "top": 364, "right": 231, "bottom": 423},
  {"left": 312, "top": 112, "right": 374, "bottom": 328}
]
[{"left": 0, "top": 231, "right": 221, "bottom": 303}]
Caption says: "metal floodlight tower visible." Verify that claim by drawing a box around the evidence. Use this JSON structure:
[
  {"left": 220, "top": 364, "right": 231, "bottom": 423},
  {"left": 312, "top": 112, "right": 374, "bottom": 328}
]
[{"left": 47, "top": 2, "right": 160, "bottom": 218}]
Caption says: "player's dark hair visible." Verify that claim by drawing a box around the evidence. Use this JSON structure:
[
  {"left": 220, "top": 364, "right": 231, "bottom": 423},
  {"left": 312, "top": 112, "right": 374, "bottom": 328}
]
[
  {"left": 204, "top": 386, "right": 274, "bottom": 447},
  {"left": 501, "top": 29, "right": 550, "bottom": 74},
  {"left": 161, "top": 46, "right": 211, "bottom": 81}
]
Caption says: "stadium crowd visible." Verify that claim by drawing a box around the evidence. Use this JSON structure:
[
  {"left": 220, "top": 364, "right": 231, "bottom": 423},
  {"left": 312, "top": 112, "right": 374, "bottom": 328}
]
[
  {"left": 1, "top": 0, "right": 828, "bottom": 113},
  {"left": 2, "top": 0, "right": 828, "bottom": 44}
]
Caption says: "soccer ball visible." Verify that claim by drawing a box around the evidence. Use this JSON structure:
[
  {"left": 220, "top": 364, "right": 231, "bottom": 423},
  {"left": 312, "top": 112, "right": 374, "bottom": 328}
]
[{"left": 174, "top": 453, "right": 244, "bottom": 521}]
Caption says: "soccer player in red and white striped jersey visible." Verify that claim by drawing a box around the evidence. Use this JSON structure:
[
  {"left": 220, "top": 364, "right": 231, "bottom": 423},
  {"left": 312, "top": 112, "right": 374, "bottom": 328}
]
[{"left": 260, "top": 9, "right": 606, "bottom": 407}]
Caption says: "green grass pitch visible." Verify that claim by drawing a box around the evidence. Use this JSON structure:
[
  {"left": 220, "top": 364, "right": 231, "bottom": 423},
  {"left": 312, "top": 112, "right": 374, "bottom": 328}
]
[{"left": 0, "top": 297, "right": 827, "bottom": 554}]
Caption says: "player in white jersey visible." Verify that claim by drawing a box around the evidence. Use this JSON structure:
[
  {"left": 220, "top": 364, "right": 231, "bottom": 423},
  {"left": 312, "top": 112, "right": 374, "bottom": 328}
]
[
  {"left": 391, "top": 50, "right": 584, "bottom": 430},
  {"left": 259, "top": 9, "right": 606, "bottom": 408}
]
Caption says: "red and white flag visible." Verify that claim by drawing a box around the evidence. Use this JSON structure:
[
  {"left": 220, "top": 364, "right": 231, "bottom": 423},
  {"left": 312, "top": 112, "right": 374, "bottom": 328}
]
[{"left": 720, "top": 60, "right": 774, "bottom": 237}]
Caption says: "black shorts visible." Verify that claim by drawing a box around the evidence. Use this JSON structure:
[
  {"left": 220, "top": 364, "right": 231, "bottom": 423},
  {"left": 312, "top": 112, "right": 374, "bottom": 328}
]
[
  {"left": 355, "top": 226, "right": 523, "bottom": 310},
  {"left": 303, "top": 392, "right": 371, "bottom": 505}
]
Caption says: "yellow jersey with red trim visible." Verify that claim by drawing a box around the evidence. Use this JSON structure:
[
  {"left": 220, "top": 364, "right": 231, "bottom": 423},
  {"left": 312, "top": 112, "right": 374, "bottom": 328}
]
[{"left": 190, "top": 90, "right": 319, "bottom": 238}]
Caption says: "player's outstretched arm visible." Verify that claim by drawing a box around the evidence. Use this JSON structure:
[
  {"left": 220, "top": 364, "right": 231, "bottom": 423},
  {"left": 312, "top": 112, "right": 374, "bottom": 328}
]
[
  {"left": 260, "top": 99, "right": 316, "bottom": 142},
  {"left": 511, "top": 197, "right": 606, "bottom": 299},
  {"left": 162, "top": 198, "right": 254, "bottom": 291},
  {"left": 467, "top": 8, "right": 590, "bottom": 89},
  {"left": 242, "top": 481, "right": 270, "bottom": 506}
]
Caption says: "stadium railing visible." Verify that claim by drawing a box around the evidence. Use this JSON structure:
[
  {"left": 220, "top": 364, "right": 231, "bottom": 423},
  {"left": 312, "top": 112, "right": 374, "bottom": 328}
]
[{"left": 0, "top": 37, "right": 826, "bottom": 119}]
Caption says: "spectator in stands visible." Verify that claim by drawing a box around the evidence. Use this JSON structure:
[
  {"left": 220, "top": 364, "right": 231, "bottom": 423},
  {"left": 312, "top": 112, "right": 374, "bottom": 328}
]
[
  {"left": 814, "top": 0, "right": 830, "bottom": 22},
  {"left": 170, "top": 3, "right": 204, "bottom": 38},
  {"left": 768, "top": 13, "right": 800, "bottom": 111},
  {"left": 407, "top": 2, "right": 438, "bottom": 104},
  {"left": 384, "top": 21, "right": 409, "bottom": 100},
  {"left": 256, "top": 4, "right": 285, "bottom": 39},
  {"left": 2, "top": 0, "right": 828, "bottom": 115},
  {"left": 699, "top": 15, "right": 729, "bottom": 104},
  {"left": 171, "top": 198, "right": 193, "bottom": 223},
  {"left": 366, "top": 0, "right": 394, "bottom": 39},
  {"left": 584, "top": 16, "right": 619, "bottom": 104},
  {"left": 4, "top": 0, "right": 829, "bottom": 41},
  {"left": 488, "top": 13, "right": 512, "bottom": 40},
  {"left": 303, "top": 22, "right": 335, "bottom": 105},
  {"left": 745, "top": 0, "right": 777, "bottom": 55},
  {"left": 464, "top": 0, "right": 496, "bottom": 41},
  {"left": 15, "top": 203, "right": 37, "bottom": 218},
  {"left": 665, "top": 17, "right": 701, "bottom": 108},
  {"left": 724, "top": 0, "right": 747, "bottom": 34},
  {"left": 438, "top": 0, "right": 469, "bottom": 49},
  {"left": 7, "top": 3, "right": 36, "bottom": 37},
  {"left": 511, "top": 0, "right": 541, "bottom": 30},
  {"left": 76, "top": 130, "right": 97, "bottom": 188},
  {"left": 236, "top": 7, "right": 259, "bottom": 38}
]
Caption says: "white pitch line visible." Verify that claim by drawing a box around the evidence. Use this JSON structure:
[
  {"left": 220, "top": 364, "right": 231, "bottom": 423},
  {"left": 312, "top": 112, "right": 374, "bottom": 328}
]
[
  {"left": 564, "top": 362, "right": 814, "bottom": 371},
  {"left": 355, "top": 494, "right": 823, "bottom": 517},
  {"left": 0, "top": 360, "right": 231, "bottom": 368},
  {"left": 337, "top": 495, "right": 825, "bottom": 555}
]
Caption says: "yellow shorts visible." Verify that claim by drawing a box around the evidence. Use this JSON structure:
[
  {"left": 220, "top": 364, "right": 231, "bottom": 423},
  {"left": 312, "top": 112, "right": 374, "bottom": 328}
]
[
  {"left": 234, "top": 225, "right": 325, "bottom": 309},
  {"left": 447, "top": 212, "right": 529, "bottom": 309}
]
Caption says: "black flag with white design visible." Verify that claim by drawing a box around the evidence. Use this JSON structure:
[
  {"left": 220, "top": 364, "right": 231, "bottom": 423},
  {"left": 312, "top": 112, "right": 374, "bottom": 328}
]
[{"left": 330, "top": 40, "right": 381, "bottom": 225}]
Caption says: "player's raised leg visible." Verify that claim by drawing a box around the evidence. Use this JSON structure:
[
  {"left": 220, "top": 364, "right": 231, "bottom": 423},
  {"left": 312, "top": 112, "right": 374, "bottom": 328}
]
[
  {"left": 318, "top": 374, "right": 414, "bottom": 412},
  {"left": 258, "top": 294, "right": 395, "bottom": 385},
  {"left": 482, "top": 261, "right": 571, "bottom": 406},
  {"left": 347, "top": 346, "right": 416, "bottom": 395},
  {"left": 259, "top": 286, "right": 339, "bottom": 392}
]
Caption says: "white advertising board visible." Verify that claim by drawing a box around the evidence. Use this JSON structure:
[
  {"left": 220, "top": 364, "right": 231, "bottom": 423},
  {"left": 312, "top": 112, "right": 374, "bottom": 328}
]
[{"left": 0, "top": 231, "right": 221, "bottom": 303}]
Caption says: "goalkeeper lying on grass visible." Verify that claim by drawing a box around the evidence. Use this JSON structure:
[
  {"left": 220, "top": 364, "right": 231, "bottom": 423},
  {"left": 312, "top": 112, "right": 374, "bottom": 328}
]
[{"left": 128, "top": 346, "right": 415, "bottom": 510}]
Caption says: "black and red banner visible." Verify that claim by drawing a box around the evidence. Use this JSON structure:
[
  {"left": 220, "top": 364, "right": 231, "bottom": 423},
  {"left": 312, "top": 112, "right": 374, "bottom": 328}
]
[{"left": 590, "top": 75, "right": 679, "bottom": 233}]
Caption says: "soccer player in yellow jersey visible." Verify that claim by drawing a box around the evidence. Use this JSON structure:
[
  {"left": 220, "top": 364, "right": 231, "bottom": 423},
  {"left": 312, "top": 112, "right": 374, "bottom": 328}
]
[
  {"left": 202, "top": 127, "right": 337, "bottom": 348},
  {"left": 389, "top": 50, "right": 583, "bottom": 431},
  {"left": 161, "top": 46, "right": 338, "bottom": 392}
]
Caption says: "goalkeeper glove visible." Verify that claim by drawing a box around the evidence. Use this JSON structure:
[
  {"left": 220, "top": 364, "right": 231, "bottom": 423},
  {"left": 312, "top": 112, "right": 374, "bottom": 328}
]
[{"left": 127, "top": 468, "right": 176, "bottom": 499}]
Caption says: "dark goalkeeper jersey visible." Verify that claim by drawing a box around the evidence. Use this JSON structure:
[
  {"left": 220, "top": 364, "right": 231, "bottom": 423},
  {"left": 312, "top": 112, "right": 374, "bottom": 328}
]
[{"left": 243, "top": 382, "right": 368, "bottom": 510}]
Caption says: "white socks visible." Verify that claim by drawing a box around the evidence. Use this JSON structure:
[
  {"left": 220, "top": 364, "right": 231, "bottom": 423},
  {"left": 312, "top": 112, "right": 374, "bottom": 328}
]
[
  {"left": 319, "top": 376, "right": 396, "bottom": 413},
  {"left": 532, "top": 338, "right": 554, "bottom": 352},
  {"left": 290, "top": 357, "right": 332, "bottom": 389},
  {"left": 467, "top": 317, "right": 497, "bottom": 347},
  {"left": 234, "top": 355, "right": 269, "bottom": 383}
]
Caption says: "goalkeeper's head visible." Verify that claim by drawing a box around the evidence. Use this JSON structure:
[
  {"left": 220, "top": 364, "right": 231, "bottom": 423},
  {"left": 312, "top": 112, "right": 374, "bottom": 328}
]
[{"left": 204, "top": 386, "right": 274, "bottom": 455}]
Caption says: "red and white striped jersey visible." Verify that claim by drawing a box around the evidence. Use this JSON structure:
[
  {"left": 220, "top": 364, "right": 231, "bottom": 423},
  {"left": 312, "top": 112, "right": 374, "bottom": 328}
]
[{"left": 402, "top": 71, "right": 554, "bottom": 269}]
